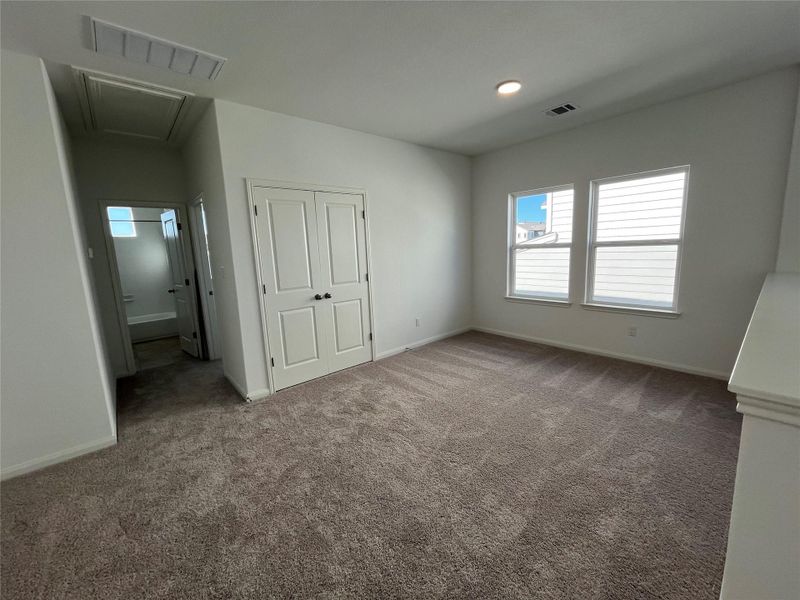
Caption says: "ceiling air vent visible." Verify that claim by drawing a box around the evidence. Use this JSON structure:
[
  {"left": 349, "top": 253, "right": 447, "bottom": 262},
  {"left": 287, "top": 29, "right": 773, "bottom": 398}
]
[
  {"left": 545, "top": 103, "right": 579, "bottom": 117},
  {"left": 90, "top": 17, "right": 226, "bottom": 80}
]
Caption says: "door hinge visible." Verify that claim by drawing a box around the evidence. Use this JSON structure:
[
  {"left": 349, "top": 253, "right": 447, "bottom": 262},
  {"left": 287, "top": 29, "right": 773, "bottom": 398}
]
[
  {"left": 262, "top": 284, "right": 267, "bottom": 294},
  {"left": 185, "top": 278, "right": 190, "bottom": 286},
  {"left": 362, "top": 210, "right": 365, "bottom": 219},
  {"left": 365, "top": 272, "right": 369, "bottom": 282},
  {"left": 254, "top": 205, "right": 258, "bottom": 216},
  {"left": 369, "top": 333, "right": 373, "bottom": 341},
  {"left": 271, "top": 357, "right": 275, "bottom": 367},
  {"left": 177, "top": 222, "right": 183, "bottom": 231},
  {"left": 192, "top": 331, "right": 197, "bottom": 339},
  {"left": 209, "top": 290, "right": 214, "bottom": 296}
]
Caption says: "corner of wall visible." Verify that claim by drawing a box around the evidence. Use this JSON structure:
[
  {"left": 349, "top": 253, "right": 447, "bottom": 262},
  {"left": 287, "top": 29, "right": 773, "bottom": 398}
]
[
  {"left": 775, "top": 79, "right": 800, "bottom": 273},
  {"left": 181, "top": 99, "right": 253, "bottom": 395},
  {"left": 41, "top": 59, "right": 117, "bottom": 438},
  {"left": 1, "top": 50, "right": 117, "bottom": 478}
]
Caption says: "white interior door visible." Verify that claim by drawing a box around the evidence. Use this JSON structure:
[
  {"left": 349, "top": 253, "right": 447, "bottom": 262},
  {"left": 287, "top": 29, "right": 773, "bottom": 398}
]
[
  {"left": 253, "top": 186, "right": 373, "bottom": 391},
  {"left": 314, "top": 191, "right": 372, "bottom": 373},
  {"left": 161, "top": 209, "right": 200, "bottom": 357},
  {"left": 190, "top": 200, "right": 220, "bottom": 360},
  {"left": 253, "top": 187, "right": 331, "bottom": 390}
]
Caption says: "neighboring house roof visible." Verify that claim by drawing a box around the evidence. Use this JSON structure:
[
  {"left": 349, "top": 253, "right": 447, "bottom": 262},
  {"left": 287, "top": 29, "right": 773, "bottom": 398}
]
[
  {"left": 517, "top": 222, "right": 546, "bottom": 232},
  {"left": 526, "top": 231, "right": 559, "bottom": 244}
]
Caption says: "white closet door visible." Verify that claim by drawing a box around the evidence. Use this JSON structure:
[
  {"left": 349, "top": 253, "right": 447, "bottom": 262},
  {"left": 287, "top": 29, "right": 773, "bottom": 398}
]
[
  {"left": 253, "top": 187, "right": 330, "bottom": 390},
  {"left": 314, "top": 192, "right": 372, "bottom": 372}
]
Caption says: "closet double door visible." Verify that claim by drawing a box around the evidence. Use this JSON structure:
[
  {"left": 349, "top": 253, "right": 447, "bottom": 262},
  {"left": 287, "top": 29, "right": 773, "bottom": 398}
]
[{"left": 252, "top": 186, "right": 373, "bottom": 390}]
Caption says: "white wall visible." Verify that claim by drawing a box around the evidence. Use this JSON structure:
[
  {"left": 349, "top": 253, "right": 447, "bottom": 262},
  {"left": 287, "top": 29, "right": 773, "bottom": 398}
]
[
  {"left": 181, "top": 106, "right": 239, "bottom": 384},
  {"left": 721, "top": 414, "right": 800, "bottom": 599},
  {"left": 776, "top": 84, "right": 800, "bottom": 273},
  {"left": 1, "top": 50, "right": 116, "bottom": 478},
  {"left": 472, "top": 68, "right": 799, "bottom": 378},
  {"left": 71, "top": 138, "right": 189, "bottom": 376},
  {"left": 183, "top": 101, "right": 472, "bottom": 397},
  {"left": 112, "top": 207, "right": 176, "bottom": 320}
]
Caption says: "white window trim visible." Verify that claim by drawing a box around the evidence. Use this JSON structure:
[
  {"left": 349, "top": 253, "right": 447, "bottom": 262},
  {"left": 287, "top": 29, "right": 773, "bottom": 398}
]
[
  {"left": 585, "top": 165, "right": 690, "bottom": 315},
  {"left": 507, "top": 184, "right": 575, "bottom": 304},
  {"left": 505, "top": 296, "right": 572, "bottom": 308}
]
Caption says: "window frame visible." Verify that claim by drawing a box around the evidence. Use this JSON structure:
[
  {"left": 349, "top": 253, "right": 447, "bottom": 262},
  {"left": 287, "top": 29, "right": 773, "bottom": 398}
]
[
  {"left": 507, "top": 184, "right": 575, "bottom": 305},
  {"left": 585, "top": 165, "right": 690, "bottom": 314},
  {"left": 107, "top": 206, "right": 137, "bottom": 238}
]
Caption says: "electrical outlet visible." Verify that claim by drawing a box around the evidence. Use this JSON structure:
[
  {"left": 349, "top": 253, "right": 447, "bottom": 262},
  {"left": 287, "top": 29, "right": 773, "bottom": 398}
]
[
  {"left": 415, "top": 318, "right": 421, "bottom": 328},
  {"left": 627, "top": 326, "right": 638, "bottom": 337}
]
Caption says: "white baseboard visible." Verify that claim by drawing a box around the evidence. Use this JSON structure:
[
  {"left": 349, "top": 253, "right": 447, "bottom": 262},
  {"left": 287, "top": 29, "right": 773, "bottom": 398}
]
[
  {"left": 225, "top": 371, "right": 271, "bottom": 402},
  {"left": 375, "top": 326, "right": 472, "bottom": 360},
  {"left": 472, "top": 326, "right": 730, "bottom": 380},
  {"left": 224, "top": 372, "right": 249, "bottom": 400},
  {"left": 1, "top": 435, "right": 117, "bottom": 481},
  {"left": 244, "top": 388, "right": 271, "bottom": 402}
]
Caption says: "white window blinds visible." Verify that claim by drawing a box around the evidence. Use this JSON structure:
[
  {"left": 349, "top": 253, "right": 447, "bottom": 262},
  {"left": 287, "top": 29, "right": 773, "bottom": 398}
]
[{"left": 588, "top": 167, "right": 688, "bottom": 310}]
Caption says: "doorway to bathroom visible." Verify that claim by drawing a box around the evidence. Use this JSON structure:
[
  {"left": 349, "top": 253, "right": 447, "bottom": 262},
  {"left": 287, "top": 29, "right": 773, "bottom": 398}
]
[{"left": 101, "top": 201, "right": 211, "bottom": 373}]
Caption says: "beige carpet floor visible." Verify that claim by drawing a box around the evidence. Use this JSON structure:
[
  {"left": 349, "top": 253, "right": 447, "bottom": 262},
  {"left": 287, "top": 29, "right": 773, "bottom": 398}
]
[
  {"left": 1, "top": 332, "right": 741, "bottom": 599},
  {"left": 133, "top": 336, "right": 188, "bottom": 371}
]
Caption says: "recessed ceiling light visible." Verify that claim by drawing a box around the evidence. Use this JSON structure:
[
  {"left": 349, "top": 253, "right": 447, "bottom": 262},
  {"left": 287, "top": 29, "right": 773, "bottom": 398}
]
[{"left": 496, "top": 80, "right": 522, "bottom": 95}]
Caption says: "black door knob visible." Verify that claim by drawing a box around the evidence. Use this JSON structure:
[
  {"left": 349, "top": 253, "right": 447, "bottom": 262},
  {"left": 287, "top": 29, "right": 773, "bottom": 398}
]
[
  {"left": 167, "top": 289, "right": 175, "bottom": 294},
  {"left": 324, "top": 292, "right": 332, "bottom": 299},
  {"left": 314, "top": 294, "right": 323, "bottom": 300}
]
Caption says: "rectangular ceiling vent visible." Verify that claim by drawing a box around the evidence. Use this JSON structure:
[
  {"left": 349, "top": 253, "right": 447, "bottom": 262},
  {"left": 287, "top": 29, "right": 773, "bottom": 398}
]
[
  {"left": 545, "top": 103, "right": 579, "bottom": 117},
  {"left": 90, "top": 17, "right": 226, "bottom": 80}
]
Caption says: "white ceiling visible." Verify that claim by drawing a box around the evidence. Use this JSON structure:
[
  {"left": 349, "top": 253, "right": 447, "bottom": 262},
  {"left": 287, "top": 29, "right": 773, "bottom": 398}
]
[{"left": 2, "top": 1, "right": 799, "bottom": 155}]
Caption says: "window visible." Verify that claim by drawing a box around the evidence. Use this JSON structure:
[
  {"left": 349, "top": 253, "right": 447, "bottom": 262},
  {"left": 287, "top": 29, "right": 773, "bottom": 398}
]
[
  {"left": 509, "top": 185, "right": 574, "bottom": 301},
  {"left": 107, "top": 206, "right": 136, "bottom": 238},
  {"left": 586, "top": 166, "right": 688, "bottom": 312}
]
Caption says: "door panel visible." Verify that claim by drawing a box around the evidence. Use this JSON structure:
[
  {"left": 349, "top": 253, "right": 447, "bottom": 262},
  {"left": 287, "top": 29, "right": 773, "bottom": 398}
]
[
  {"left": 324, "top": 203, "right": 360, "bottom": 285},
  {"left": 253, "top": 187, "right": 330, "bottom": 390},
  {"left": 268, "top": 200, "right": 314, "bottom": 292},
  {"left": 279, "top": 307, "right": 320, "bottom": 366},
  {"left": 315, "top": 192, "right": 372, "bottom": 372},
  {"left": 161, "top": 209, "right": 200, "bottom": 357},
  {"left": 332, "top": 299, "right": 365, "bottom": 353}
]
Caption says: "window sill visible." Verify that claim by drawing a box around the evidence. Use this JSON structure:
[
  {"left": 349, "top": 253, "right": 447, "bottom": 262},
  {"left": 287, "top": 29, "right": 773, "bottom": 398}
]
[
  {"left": 505, "top": 296, "right": 572, "bottom": 308},
  {"left": 581, "top": 303, "right": 681, "bottom": 319}
]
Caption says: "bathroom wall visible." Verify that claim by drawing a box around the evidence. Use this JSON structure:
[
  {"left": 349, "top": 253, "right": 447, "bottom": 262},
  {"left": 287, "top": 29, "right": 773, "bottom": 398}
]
[{"left": 111, "top": 207, "right": 176, "bottom": 328}]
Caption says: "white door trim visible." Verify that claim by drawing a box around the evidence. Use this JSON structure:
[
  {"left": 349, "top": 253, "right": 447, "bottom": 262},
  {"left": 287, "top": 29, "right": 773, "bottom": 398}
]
[
  {"left": 97, "top": 199, "right": 198, "bottom": 376},
  {"left": 246, "top": 178, "right": 377, "bottom": 396}
]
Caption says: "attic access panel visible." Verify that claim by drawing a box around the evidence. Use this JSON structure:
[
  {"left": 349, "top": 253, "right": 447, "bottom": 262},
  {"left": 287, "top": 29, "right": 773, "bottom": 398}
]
[{"left": 74, "top": 68, "right": 193, "bottom": 142}]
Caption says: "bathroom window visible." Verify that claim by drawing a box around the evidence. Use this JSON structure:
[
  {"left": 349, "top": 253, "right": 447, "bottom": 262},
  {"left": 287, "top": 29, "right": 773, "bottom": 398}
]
[{"left": 107, "top": 206, "right": 137, "bottom": 238}]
